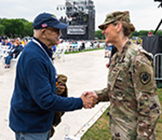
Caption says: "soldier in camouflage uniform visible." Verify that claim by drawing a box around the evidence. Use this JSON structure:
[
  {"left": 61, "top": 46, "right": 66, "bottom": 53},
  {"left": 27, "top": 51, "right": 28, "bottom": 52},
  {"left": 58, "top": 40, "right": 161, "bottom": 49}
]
[{"left": 85, "top": 11, "right": 161, "bottom": 140}]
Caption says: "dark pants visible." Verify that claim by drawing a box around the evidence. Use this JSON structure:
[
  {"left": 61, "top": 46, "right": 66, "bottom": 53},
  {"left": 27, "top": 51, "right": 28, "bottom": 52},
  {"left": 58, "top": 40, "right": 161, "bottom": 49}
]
[{"left": 5, "top": 55, "right": 13, "bottom": 65}]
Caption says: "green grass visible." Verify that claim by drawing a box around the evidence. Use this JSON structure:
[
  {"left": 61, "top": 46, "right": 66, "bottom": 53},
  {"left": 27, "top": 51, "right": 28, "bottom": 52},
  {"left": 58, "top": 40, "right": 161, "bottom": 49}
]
[
  {"left": 81, "top": 88, "right": 162, "bottom": 140},
  {"left": 65, "top": 47, "right": 104, "bottom": 54}
]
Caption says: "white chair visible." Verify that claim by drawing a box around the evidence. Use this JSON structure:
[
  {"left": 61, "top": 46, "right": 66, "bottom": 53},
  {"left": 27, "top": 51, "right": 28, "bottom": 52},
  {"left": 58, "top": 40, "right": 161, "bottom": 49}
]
[
  {"left": 0, "top": 47, "right": 10, "bottom": 64},
  {"left": 53, "top": 44, "right": 67, "bottom": 62},
  {"left": 99, "top": 42, "right": 106, "bottom": 48},
  {"left": 85, "top": 41, "right": 91, "bottom": 50},
  {"left": 10, "top": 52, "right": 22, "bottom": 69}
]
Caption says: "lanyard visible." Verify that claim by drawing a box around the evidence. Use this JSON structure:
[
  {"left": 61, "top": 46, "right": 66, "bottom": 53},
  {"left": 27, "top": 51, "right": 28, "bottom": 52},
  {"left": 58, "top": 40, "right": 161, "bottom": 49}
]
[{"left": 32, "top": 39, "right": 57, "bottom": 80}]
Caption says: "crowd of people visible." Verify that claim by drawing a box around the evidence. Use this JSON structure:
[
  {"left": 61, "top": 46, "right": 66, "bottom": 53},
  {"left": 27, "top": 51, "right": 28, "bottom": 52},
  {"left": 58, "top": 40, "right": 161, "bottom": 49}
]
[
  {"left": 0, "top": 37, "right": 29, "bottom": 68},
  {"left": 0, "top": 34, "right": 106, "bottom": 69},
  {"left": 0, "top": 36, "right": 29, "bottom": 48}
]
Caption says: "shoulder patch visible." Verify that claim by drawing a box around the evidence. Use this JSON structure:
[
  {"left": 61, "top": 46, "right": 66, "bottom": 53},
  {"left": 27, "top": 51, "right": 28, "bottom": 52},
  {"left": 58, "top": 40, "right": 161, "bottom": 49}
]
[
  {"left": 134, "top": 57, "right": 155, "bottom": 92},
  {"left": 139, "top": 72, "right": 151, "bottom": 85}
]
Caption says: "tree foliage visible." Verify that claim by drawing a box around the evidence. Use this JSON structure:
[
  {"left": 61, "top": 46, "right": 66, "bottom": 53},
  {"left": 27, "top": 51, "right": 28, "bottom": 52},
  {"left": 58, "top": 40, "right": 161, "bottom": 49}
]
[
  {"left": 95, "top": 29, "right": 162, "bottom": 40},
  {"left": 0, "top": 18, "right": 33, "bottom": 38},
  {"left": 0, "top": 24, "right": 5, "bottom": 35},
  {"left": 95, "top": 30, "right": 105, "bottom": 40},
  {"left": 1, "top": 17, "right": 162, "bottom": 39}
]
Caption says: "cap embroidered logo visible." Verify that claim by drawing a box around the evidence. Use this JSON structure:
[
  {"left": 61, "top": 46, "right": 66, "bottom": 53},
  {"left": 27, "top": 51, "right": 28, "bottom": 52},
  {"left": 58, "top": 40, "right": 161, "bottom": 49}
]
[{"left": 42, "top": 23, "right": 48, "bottom": 28}]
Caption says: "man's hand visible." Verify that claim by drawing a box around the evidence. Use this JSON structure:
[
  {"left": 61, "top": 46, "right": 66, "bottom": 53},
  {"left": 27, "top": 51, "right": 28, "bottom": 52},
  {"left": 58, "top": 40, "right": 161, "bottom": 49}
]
[{"left": 80, "top": 91, "right": 98, "bottom": 109}]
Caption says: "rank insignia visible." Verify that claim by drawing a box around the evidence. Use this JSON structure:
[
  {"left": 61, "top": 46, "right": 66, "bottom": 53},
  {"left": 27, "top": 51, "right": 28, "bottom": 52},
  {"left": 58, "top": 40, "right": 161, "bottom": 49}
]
[{"left": 139, "top": 72, "right": 151, "bottom": 85}]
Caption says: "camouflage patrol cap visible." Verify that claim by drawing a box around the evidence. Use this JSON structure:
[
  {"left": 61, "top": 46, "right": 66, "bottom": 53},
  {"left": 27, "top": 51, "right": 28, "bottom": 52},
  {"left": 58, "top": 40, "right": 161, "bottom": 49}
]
[
  {"left": 57, "top": 74, "right": 67, "bottom": 85},
  {"left": 98, "top": 11, "right": 130, "bottom": 30}
]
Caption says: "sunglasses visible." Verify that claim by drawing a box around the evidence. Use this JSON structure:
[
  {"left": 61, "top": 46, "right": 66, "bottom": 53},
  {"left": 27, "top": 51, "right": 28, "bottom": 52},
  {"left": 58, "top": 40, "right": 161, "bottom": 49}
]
[
  {"left": 102, "top": 22, "right": 115, "bottom": 31},
  {"left": 45, "top": 27, "right": 61, "bottom": 34},
  {"left": 102, "top": 24, "right": 108, "bottom": 31}
]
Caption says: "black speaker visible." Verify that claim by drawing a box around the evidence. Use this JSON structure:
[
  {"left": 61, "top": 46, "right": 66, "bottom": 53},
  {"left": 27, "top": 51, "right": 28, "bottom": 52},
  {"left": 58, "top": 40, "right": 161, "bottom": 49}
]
[
  {"left": 142, "top": 36, "right": 162, "bottom": 56},
  {"left": 142, "top": 36, "right": 162, "bottom": 86}
]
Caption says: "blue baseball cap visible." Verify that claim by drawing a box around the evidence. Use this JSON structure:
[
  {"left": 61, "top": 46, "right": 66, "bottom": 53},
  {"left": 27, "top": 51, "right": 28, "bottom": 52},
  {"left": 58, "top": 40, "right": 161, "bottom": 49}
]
[{"left": 33, "top": 12, "right": 68, "bottom": 29}]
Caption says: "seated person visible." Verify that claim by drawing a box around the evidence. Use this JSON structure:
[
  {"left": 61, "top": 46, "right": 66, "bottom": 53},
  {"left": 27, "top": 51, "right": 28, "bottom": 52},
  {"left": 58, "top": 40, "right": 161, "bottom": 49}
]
[
  {"left": 80, "top": 40, "right": 85, "bottom": 50},
  {"left": 4, "top": 40, "right": 23, "bottom": 68}
]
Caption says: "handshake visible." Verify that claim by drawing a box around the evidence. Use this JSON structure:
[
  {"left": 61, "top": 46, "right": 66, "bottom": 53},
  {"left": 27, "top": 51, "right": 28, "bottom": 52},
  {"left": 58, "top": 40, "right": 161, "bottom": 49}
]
[
  {"left": 56, "top": 74, "right": 98, "bottom": 109},
  {"left": 80, "top": 91, "right": 98, "bottom": 109},
  {"left": 57, "top": 83, "right": 98, "bottom": 108}
]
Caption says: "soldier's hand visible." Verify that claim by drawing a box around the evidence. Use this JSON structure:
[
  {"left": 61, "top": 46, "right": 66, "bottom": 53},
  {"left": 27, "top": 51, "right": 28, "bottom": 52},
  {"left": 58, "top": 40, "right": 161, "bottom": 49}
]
[
  {"left": 81, "top": 91, "right": 98, "bottom": 109},
  {"left": 106, "top": 62, "right": 110, "bottom": 68}
]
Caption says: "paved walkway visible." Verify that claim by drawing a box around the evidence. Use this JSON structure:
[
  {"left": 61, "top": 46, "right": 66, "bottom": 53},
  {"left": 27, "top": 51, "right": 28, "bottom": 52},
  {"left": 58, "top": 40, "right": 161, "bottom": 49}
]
[{"left": 0, "top": 50, "right": 109, "bottom": 140}]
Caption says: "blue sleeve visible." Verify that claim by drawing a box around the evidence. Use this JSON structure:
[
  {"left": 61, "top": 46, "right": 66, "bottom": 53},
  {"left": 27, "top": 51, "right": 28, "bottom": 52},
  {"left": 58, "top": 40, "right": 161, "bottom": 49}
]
[
  {"left": 53, "top": 45, "right": 56, "bottom": 52},
  {"left": 25, "top": 59, "right": 83, "bottom": 112}
]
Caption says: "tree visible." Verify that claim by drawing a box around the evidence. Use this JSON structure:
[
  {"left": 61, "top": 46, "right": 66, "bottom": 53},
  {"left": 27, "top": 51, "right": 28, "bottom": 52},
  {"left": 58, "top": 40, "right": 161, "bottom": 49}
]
[
  {"left": 0, "top": 24, "right": 5, "bottom": 35},
  {"left": 131, "top": 30, "right": 139, "bottom": 37},
  {"left": 154, "top": 30, "right": 162, "bottom": 36},
  {"left": 1, "top": 17, "right": 162, "bottom": 39},
  {"left": 138, "top": 30, "right": 148, "bottom": 37},
  {"left": 1, "top": 18, "right": 25, "bottom": 38},
  {"left": 24, "top": 22, "right": 33, "bottom": 37},
  {"left": 19, "top": 18, "right": 33, "bottom": 37},
  {"left": 95, "top": 30, "right": 105, "bottom": 40},
  {"left": 20, "top": 18, "right": 29, "bottom": 24}
]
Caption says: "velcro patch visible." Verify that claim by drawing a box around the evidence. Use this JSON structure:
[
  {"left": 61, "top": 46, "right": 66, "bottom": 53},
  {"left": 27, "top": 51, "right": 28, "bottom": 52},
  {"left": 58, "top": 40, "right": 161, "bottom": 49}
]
[
  {"left": 135, "top": 57, "right": 154, "bottom": 92},
  {"left": 139, "top": 72, "right": 151, "bottom": 85}
]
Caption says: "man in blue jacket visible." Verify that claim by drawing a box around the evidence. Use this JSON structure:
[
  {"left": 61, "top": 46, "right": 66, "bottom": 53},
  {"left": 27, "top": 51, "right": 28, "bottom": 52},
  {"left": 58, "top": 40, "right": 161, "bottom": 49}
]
[{"left": 9, "top": 12, "right": 98, "bottom": 140}]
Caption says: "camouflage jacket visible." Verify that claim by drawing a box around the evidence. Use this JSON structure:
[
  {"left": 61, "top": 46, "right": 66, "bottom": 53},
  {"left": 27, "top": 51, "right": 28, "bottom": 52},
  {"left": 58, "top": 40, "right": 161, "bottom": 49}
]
[
  {"left": 95, "top": 40, "right": 161, "bottom": 140},
  {"left": 50, "top": 74, "right": 68, "bottom": 138}
]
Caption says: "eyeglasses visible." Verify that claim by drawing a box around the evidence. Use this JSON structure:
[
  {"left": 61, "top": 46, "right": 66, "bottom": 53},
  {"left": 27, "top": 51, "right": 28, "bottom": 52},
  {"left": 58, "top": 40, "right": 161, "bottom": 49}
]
[{"left": 45, "top": 27, "right": 61, "bottom": 34}]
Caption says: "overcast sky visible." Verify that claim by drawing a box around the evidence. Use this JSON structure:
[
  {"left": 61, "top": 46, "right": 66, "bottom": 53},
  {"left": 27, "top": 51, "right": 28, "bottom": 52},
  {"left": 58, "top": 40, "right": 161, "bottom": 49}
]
[{"left": 0, "top": 0, "right": 162, "bottom": 31}]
